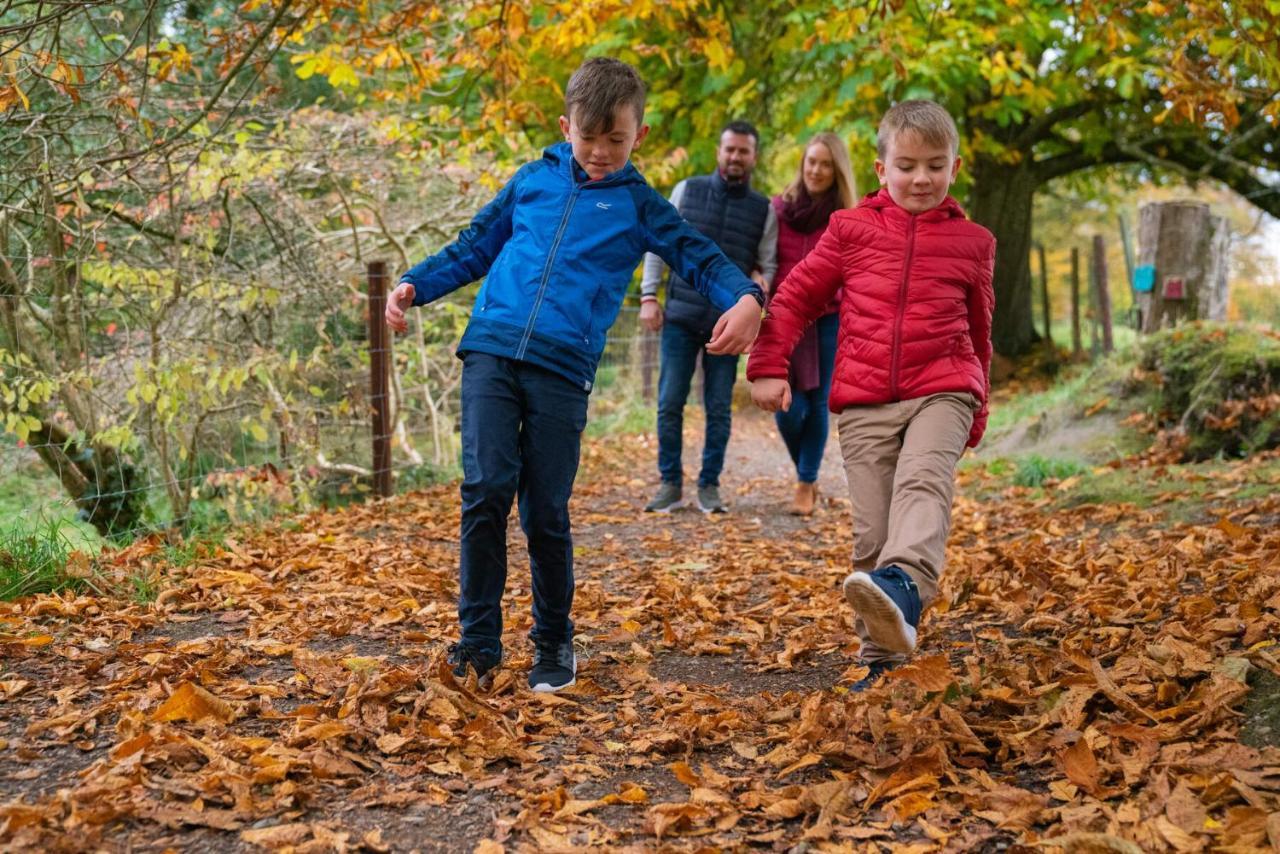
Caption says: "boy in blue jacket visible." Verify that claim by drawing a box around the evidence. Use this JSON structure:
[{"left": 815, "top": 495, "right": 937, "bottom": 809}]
[{"left": 385, "top": 58, "right": 764, "bottom": 692}]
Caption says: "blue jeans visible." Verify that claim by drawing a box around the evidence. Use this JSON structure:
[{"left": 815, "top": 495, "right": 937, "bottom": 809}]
[
  {"left": 456, "top": 353, "right": 589, "bottom": 658},
  {"left": 656, "top": 322, "right": 739, "bottom": 488},
  {"left": 775, "top": 312, "right": 839, "bottom": 483}
]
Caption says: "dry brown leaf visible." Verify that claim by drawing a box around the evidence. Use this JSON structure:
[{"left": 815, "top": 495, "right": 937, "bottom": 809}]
[
  {"left": 241, "top": 822, "right": 312, "bottom": 847},
  {"left": 886, "top": 654, "right": 956, "bottom": 692},
  {"left": 1062, "top": 738, "right": 1101, "bottom": 796},
  {"left": 1034, "top": 832, "right": 1145, "bottom": 853}
]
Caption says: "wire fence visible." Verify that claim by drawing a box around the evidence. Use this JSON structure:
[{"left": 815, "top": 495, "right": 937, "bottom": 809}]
[{"left": 0, "top": 264, "right": 663, "bottom": 550}]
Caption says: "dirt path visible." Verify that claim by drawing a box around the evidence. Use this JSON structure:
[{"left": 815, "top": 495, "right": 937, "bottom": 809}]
[{"left": 2, "top": 408, "right": 1279, "bottom": 852}]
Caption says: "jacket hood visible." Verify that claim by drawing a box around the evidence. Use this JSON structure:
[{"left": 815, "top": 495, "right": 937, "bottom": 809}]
[{"left": 859, "top": 187, "right": 966, "bottom": 221}]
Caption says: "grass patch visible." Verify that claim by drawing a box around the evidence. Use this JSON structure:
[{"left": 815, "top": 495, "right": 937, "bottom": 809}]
[
  {"left": 1012, "top": 455, "right": 1089, "bottom": 488},
  {"left": 0, "top": 447, "right": 103, "bottom": 551},
  {"left": 986, "top": 353, "right": 1133, "bottom": 438},
  {"left": 0, "top": 518, "right": 96, "bottom": 601},
  {"left": 968, "top": 451, "right": 1280, "bottom": 526},
  {"left": 587, "top": 390, "right": 655, "bottom": 438}
]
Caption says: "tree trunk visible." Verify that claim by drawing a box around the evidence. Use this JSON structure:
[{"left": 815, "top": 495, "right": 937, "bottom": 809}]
[{"left": 967, "top": 156, "right": 1040, "bottom": 357}]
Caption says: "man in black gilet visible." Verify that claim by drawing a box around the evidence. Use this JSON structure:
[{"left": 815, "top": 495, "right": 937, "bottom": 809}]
[{"left": 639, "top": 120, "right": 778, "bottom": 514}]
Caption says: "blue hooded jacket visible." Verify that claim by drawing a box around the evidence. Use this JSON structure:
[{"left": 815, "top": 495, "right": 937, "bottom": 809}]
[{"left": 400, "top": 142, "right": 762, "bottom": 392}]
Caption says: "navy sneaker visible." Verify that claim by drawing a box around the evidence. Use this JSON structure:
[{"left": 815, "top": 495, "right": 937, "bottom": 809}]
[
  {"left": 447, "top": 643, "right": 500, "bottom": 684},
  {"left": 528, "top": 639, "right": 576, "bottom": 693},
  {"left": 849, "top": 660, "right": 898, "bottom": 693},
  {"left": 842, "top": 566, "right": 922, "bottom": 655}
]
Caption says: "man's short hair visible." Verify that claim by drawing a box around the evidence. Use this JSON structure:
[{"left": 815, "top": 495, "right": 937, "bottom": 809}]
[
  {"left": 721, "top": 120, "right": 760, "bottom": 148},
  {"left": 564, "top": 58, "right": 646, "bottom": 133},
  {"left": 877, "top": 100, "right": 959, "bottom": 158}
]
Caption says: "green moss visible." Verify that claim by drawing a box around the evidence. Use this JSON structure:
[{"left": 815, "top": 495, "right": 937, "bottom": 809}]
[{"left": 1138, "top": 323, "right": 1280, "bottom": 459}]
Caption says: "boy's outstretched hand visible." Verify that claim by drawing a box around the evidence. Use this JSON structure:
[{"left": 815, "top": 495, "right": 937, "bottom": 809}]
[
  {"left": 385, "top": 282, "right": 415, "bottom": 333},
  {"left": 751, "top": 378, "right": 792, "bottom": 412},
  {"left": 706, "top": 294, "right": 762, "bottom": 355}
]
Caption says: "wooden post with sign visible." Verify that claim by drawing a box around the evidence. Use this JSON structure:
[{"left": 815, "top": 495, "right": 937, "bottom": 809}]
[{"left": 1137, "top": 202, "right": 1231, "bottom": 333}]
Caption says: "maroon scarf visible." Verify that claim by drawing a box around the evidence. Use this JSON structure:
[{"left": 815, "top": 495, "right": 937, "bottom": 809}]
[{"left": 778, "top": 185, "right": 840, "bottom": 234}]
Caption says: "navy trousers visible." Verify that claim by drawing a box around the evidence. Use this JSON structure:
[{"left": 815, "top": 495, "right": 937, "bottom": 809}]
[{"left": 456, "top": 353, "right": 589, "bottom": 658}]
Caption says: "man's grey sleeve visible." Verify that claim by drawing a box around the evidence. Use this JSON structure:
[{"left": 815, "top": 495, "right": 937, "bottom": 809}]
[
  {"left": 640, "top": 180, "right": 688, "bottom": 299},
  {"left": 757, "top": 205, "right": 779, "bottom": 286}
]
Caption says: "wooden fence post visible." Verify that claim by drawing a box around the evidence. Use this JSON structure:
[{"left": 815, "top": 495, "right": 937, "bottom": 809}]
[
  {"left": 642, "top": 330, "right": 657, "bottom": 403},
  {"left": 1036, "top": 243, "right": 1053, "bottom": 358},
  {"left": 1070, "top": 247, "right": 1083, "bottom": 359},
  {"left": 1091, "top": 235, "right": 1114, "bottom": 354},
  {"left": 367, "top": 261, "right": 393, "bottom": 498}
]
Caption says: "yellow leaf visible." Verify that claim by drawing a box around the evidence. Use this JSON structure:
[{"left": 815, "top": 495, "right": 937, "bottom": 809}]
[
  {"left": 617, "top": 784, "right": 648, "bottom": 804},
  {"left": 152, "top": 681, "right": 234, "bottom": 723},
  {"left": 297, "top": 721, "right": 350, "bottom": 742},
  {"left": 670, "top": 760, "right": 701, "bottom": 786}
]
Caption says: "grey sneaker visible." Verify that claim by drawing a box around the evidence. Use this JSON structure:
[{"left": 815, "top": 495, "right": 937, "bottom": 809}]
[
  {"left": 696, "top": 484, "right": 727, "bottom": 514},
  {"left": 644, "top": 482, "right": 683, "bottom": 513},
  {"left": 528, "top": 639, "right": 576, "bottom": 692}
]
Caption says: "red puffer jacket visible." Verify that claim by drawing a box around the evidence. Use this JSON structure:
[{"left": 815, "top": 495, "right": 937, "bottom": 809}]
[{"left": 747, "top": 188, "right": 996, "bottom": 447}]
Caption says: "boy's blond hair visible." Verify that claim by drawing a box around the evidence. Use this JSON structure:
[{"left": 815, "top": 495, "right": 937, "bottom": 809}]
[
  {"left": 876, "top": 100, "right": 959, "bottom": 158},
  {"left": 781, "top": 131, "right": 857, "bottom": 210},
  {"left": 564, "top": 57, "right": 646, "bottom": 134}
]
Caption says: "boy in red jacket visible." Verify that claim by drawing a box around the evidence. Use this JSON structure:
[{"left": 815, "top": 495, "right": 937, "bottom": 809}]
[{"left": 747, "top": 100, "right": 995, "bottom": 690}]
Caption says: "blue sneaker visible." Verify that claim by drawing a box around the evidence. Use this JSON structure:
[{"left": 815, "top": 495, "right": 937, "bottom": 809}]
[
  {"left": 447, "top": 643, "right": 500, "bottom": 684},
  {"left": 842, "top": 566, "right": 922, "bottom": 655},
  {"left": 849, "top": 660, "right": 898, "bottom": 693}
]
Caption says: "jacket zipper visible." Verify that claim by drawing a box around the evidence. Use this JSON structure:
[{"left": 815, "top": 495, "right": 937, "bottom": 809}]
[
  {"left": 517, "top": 184, "right": 581, "bottom": 359},
  {"left": 889, "top": 216, "right": 918, "bottom": 401}
]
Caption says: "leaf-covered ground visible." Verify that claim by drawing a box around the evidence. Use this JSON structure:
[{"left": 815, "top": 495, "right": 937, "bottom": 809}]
[{"left": 2, "top": 407, "right": 1279, "bottom": 852}]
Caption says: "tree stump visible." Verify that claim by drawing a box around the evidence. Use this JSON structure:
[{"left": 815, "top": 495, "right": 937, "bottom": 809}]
[{"left": 1136, "top": 201, "right": 1231, "bottom": 333}]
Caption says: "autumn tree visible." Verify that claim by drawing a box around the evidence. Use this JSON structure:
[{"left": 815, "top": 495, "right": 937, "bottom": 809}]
[
  {"left": 288, "top": 0, "right": 1279, "bottom": 355},
  {"left": 0, "top": 1, "right": 483, "bottom": 535}
]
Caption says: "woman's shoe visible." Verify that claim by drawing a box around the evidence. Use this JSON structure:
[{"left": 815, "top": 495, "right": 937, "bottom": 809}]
[{"left": 790, "top": 481, "right": 817, "bottom": 515}]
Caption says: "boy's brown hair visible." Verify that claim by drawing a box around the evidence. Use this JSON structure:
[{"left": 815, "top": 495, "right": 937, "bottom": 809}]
[
  {"left": 877, "top": 100, "right": 959, "bottom": 158},
  {"left": 564, "top": 58, "right": 647, "bottom": 134}
]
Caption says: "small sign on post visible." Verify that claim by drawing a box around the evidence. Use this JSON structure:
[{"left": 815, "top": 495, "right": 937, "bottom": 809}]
[{"left": 1162, "top": 276, "right": 1185, "bottom": 300}]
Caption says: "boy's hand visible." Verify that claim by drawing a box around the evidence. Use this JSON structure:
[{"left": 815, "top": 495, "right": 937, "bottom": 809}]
[
  {"left": 639, "top": 300, "right": 664, "bottom": 332},
  {"left": 706, "top": 294, "right": 762, "bottom": 355},
  {"left": 385, "top": 281, "right": 415, "bottom": 333},
  {"left": 751, "top": 378, "right": 791, "bottom": 412}
]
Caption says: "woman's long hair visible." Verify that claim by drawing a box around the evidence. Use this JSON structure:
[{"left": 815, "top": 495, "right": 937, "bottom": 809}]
[{"left": 780, "top": 132, "right": 857, "bottom": 210}]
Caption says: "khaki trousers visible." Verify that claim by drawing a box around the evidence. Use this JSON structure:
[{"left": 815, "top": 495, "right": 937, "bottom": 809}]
[{"left": 836, "top": 392, "right": 976, "bottom": 663}]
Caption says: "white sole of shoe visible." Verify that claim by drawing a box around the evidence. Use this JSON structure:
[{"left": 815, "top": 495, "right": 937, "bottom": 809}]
[
  {"left": 646, "top": 501, "right": 683, "bottom": 514},
  {"left": 843, "top": 572, "right": 917, "bottom": 654},
  {"left": 697, "top": 501, "right": 727, "bottom": 514},
  {"left": 530, "top": 655, "right": 577, "bottom": 693}
]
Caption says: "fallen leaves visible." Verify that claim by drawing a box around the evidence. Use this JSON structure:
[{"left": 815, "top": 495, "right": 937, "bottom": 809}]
[{"left": 1, "top": 427, "right": 1278, "bottom": 850}]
